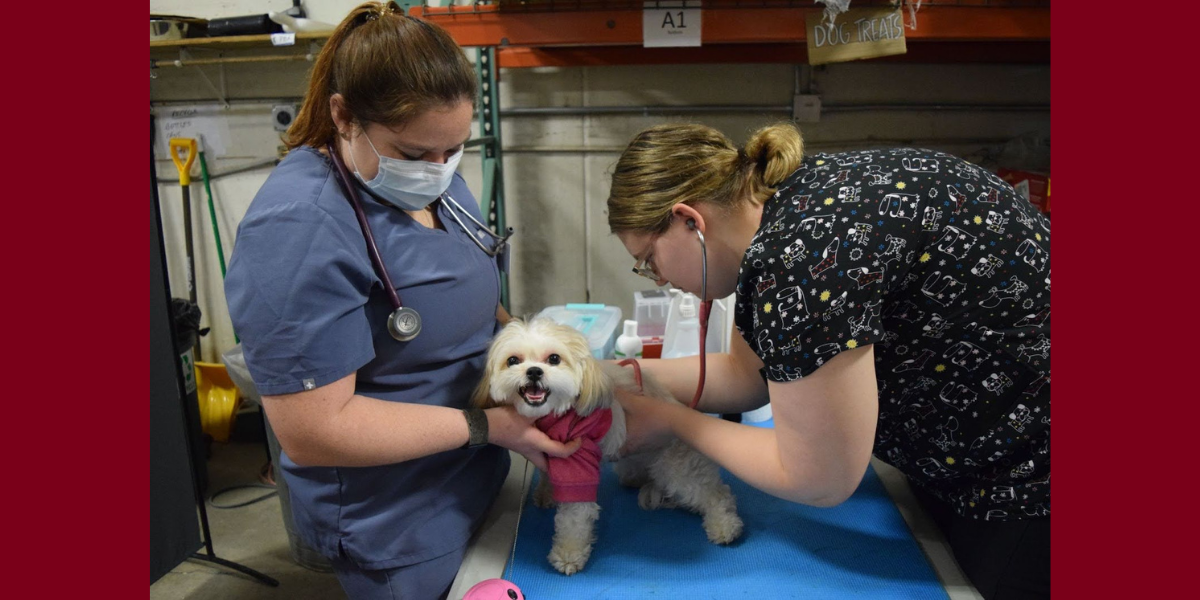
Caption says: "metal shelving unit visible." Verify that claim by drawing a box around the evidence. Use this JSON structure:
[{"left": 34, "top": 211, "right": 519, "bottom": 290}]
[
  {"left": 407, "top": 0, "right": 1050, "bottom": 67},
  {"left": 398, "top": 2, "right": 1050, "bottom": 315},
  {"left": 151, "top": 0, "right": 1050, "bottom": 312}
]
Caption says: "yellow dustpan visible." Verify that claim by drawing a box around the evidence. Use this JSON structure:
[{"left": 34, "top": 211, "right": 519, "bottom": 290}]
[{"left": 195, "top": 361, "right": 242, "bottom": 442}]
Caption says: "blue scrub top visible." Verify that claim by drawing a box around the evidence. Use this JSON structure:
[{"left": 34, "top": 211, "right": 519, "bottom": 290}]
[{"left": 225, "top": 147, "right": 509, "bottom": 570}]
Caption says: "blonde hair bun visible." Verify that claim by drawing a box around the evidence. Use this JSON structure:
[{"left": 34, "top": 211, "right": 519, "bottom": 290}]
[
  {"left": 607, "top": 122, "right": 804, "bottom": 234},
  {"left": 744, "top": 123, "right": 805, "bottom": 188}
]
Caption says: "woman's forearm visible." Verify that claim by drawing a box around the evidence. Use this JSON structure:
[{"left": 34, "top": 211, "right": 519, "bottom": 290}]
[
  {"left": 636, "top": 355, "right": 760, "bottom": 412},
  {"left": 268, "top": 394, "right": 472, "bottom": 467},
  {"left": 648, "top": 347, "right": 879, "bottom": 507},
  {"left": 267, "top": 368, "right": 580, "bottom": 472},
  {"left": 663, "top": 405, "right": 851, "bottom": 506}
]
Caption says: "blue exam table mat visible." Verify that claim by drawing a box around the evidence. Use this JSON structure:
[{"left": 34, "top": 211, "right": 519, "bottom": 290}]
[{"left": 506, "top": 447, "right": 948, "bottom": 599}]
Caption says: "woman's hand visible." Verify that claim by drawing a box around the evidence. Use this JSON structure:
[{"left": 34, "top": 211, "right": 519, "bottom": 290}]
[
  {"left": 615, "top": 387, "right": 679, "bottom": 456},
  {"left": 484, "top": 404, "right": 581, "bottom": 471}
]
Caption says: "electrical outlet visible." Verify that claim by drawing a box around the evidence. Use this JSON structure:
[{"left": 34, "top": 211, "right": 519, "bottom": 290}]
[
  {"left": 793, "top": 94, "right": 821, "bottom": 123},
  {"left": 272, "top": 104, "right": 299, "bottom": 132}
]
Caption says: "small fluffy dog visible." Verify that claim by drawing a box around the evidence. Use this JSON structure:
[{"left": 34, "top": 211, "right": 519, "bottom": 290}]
[{"left": 473, "top": 318, "right": 743, "bottom": 575}]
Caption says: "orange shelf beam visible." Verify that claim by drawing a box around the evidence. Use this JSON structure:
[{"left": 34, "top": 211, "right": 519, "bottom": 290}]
[
  {"left": 496, "top": 41, "right": 1050, "bottom": 68},
  {"left": 407, "top": 5, "right": 1049, "bottom": 48}
]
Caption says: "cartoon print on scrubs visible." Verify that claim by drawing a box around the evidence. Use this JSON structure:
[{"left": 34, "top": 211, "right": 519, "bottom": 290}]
[{"left": 734, "top": 148, "right": 1050, "bottom": 521}]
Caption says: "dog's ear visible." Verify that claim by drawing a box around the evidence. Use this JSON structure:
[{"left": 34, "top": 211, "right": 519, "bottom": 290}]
[
  {"left": 575, "top": 355, "right": 614, "bottom": 417},
  {"left": 471, "top": 332, "right": 500, "bottom": 409},
  {"left": 542, "top": 318, "right": 613, "bottom": 415},
  {"left": 472, "top": 318, "right": 526, "bottom": 408},
  {"left": 471, "top": 363, "right": 499, "bottom": 409}
]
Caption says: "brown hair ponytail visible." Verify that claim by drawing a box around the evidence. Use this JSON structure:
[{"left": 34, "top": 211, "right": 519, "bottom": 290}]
[{"left": 285, "top": 1, "right": 476, "bottom": 149}]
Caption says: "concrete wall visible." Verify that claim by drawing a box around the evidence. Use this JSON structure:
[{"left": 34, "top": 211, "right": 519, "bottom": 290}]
[{"left": 151, "top": 1, "right": 1049, "bottom": 362}]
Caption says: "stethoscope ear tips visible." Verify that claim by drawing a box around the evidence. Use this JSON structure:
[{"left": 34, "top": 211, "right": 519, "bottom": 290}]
[{"left": 388, "top": 306, "right": 422, "bottom": 341}]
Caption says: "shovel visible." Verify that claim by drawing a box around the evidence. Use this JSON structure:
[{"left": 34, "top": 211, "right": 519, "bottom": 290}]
[{"left": 169, "top": 137, "right": 201, "bottom": 360}]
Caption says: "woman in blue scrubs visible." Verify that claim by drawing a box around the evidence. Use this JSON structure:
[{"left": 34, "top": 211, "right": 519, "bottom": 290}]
[{"left": 224, "top": 3, "right": 579, "bottom": 598}]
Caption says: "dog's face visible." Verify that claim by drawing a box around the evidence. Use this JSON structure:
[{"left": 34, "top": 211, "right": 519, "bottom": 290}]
[{"left": 473, "top": 318, "right": 611, "bottom": 419}]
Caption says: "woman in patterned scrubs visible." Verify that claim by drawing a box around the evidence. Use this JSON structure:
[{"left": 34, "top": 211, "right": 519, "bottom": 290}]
[{"left": 608, "top": 123, "right": 1049, "bottom": 599}]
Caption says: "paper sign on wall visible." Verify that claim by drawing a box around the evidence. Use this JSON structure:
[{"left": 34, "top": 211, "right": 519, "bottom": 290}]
[
  {"left": 643, "top": 1, "right": 701, "bottom": 48},
  {"left": 154, "top": 105, "right": 232, "bottom": 158},
  {"left": 806, "top": 7, "right": 907, "bottom": 65}
]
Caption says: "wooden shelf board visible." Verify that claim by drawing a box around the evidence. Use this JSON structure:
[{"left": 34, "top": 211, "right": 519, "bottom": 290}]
[{"left": 150, "top": 31, "right": 330, "bottom": 51}]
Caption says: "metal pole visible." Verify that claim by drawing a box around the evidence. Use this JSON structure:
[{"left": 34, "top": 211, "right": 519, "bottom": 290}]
[{"left": 476, "top": 45, "right": 509, "bottom": 310}]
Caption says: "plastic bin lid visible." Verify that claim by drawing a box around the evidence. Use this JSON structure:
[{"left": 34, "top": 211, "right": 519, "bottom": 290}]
[
  {"left": 538, "top": 304, "right": 623, "bottom": 350},
  {"left": 635, "top": 289, "right": 672, "bottom": 302}
]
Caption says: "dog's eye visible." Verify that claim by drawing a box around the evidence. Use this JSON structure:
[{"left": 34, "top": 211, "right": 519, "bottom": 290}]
[
  {"left": 547, "top": 354, "right": 561, "bottom": 366},
  {"left": 506, "top": 356, "right": 520, "bottom": 367}
]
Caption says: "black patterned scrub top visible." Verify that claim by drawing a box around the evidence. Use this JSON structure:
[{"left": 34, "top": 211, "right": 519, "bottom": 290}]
[{"left": 734, "top": 148, "right": 1050, "bottom": 521}]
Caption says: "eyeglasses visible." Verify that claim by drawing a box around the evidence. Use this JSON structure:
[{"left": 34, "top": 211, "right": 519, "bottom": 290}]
[
  {"left": 631, "top": 234, "right": 663, "bottom": 281},
  {"left": 632, "top": 255, "right": 662, "bottom": 281},
  {"left": 630, "top": 222, "right": 708, "bottom": 299}
]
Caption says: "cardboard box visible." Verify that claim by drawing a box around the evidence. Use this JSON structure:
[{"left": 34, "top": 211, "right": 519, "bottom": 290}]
[{"left": 997, "top": 168, "right": 1051, "bottom": 214}]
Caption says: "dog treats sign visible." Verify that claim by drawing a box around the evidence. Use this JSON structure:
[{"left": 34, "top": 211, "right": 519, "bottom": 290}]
[{"left": 806, "top": 7, "right": 907, "bottom": 65}]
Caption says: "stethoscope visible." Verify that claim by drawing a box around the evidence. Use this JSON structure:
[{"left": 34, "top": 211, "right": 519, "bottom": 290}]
[
  {"left": 682, "top": 219, "right": 712, "bottom": 410},
  {"left": 620, "top": 218, "right": 711, "bottom": 410},
  {"left": 327, "top": 143, "right": 514, "bottom": 342}
]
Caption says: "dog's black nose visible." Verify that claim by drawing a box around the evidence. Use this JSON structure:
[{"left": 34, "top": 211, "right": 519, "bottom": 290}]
[{"left": 526, "top": 366, "right": 543, "bottom": 380}]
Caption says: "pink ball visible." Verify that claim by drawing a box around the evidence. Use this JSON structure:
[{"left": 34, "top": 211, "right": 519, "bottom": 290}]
[{"left": 462, "top": 578, "right": 524, "bottom": 600}]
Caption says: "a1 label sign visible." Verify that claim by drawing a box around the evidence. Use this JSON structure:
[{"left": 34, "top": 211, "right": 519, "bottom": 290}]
[{"left": 643, "top": 1, "right": 702, "bottom": 47}]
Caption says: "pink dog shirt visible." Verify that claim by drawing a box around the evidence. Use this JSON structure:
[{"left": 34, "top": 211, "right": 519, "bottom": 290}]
[{"left": 536, "top": 408, "right": 613, "bottom": 503}]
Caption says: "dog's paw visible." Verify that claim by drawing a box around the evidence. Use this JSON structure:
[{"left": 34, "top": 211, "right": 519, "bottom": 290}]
[
  {"left": 532, "top": 485, "right": 556, "bottom": 509},
  {"left": 532, "top": 475, "right": 556, "bottom": 508},
  {"left": 616, "top": 471, "right": 649, "bottom": 489},
  {"left": 637, "top": 484, "right": 677, "bottom": 510},
  {"left": 548, "top": 542, "right": 592, "bottom": 575},
  {"left": 702, "top": 510, "right": 744, "bottom": 545},
  {"left": 614, "top": 457, "right": 650, "bottom": 488}
]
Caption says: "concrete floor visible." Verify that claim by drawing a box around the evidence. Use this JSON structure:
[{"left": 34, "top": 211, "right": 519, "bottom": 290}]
[
  {"left": 150, "top": 440, "right": 346, "bottom": 600},
  {"left": 151, "top": 431, "right": 982, "bottom": 600}
]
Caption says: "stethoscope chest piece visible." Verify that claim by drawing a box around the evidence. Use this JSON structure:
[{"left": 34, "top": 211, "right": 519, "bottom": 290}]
[
  {"left": 388, "top": 306, "right": 422, "bottom": 341},
  {"left": 326, "top": 142, "right": 508, "bottom": 344}
]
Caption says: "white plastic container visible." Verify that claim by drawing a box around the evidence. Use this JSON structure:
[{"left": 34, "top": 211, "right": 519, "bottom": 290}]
[
  {"left": 743, "top": 403, "right": 774, "bottom": 423},
  {"left": 613, "top": 320, "right": 644, "bottom": 359},
  {"left": 633, "top": 289, "right": 672, "bottom": 338},
  {"left": 662, "top": 291, "right": 735, "bottom": 356},
  {"left": 661, "top": 296, "right": 702, "bottom": 359},
  {"left": 537, "top": 304, "right": 623, "bottom": 359},
  {"left": 705, "top": 296, "right": 731, "bottom": 355},
  {"left": 268, "top": 11, "right": 337, "bottom": 33},
  {"left": 662, "top": 290, "right": 688, "bottom": 356}
]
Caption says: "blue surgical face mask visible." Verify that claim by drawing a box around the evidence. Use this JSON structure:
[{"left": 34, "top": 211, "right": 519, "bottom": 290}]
[{"left": 349, "top": 132, "right": 463, "bottom": 211}]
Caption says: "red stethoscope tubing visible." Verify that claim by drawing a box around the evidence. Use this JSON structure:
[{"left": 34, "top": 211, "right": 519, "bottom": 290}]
[
  {"left": 621, "top": 221, "right": 712, "bottom": 410},
  {"left": 327, "top": 143, "right": 403, "bottom": 311},
  {"left": 620, "top": 299, "right": 710, "bottom": 410}
]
